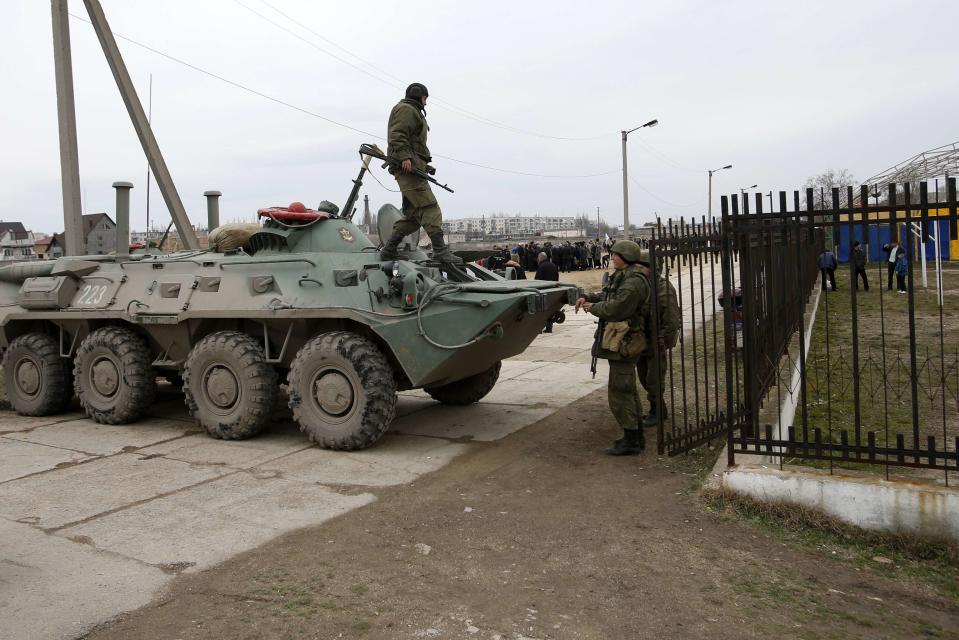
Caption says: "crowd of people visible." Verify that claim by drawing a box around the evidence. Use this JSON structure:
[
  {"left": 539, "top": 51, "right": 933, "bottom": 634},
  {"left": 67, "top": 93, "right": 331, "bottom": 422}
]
[
  {"left": 478, "top": 238, "right": 622, "bottom": 273},
  {"left": 818, "top": 240, "right": 912, "bottom": 294}
]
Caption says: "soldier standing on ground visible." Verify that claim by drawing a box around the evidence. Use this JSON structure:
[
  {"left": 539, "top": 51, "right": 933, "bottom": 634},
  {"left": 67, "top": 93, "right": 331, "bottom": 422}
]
[
  {"left": 636, "top": 259, "right": 681, "bottom": 427},
  {"left": 535, "top": 252, "right": 560, "bottom": 333},
  {"left": 380, "top": 83, "right": 461, "bottom": 264},
  {"left": 575, "top": 240, "right": 651, "bottom": 456}
]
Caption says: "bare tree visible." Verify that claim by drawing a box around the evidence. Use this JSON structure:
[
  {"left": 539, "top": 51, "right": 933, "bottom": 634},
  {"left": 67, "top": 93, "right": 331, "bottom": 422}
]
[{"left": 803, "top": 168, "right": 856, "bottom": 210}]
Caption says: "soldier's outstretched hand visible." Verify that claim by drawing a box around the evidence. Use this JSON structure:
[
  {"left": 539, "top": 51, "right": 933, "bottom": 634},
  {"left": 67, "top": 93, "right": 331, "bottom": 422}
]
[{"left": 575, "top": 297, "right": 586, "bottom": 313}]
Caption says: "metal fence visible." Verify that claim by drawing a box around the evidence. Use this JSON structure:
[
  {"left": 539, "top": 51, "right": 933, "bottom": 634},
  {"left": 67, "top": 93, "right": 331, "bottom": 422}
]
[{"left": 651, "top": 179, "right": 959, "bottom": 482}]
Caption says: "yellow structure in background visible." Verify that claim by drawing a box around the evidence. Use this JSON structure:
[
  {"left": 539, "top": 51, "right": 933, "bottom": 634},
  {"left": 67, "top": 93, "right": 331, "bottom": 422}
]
[{"left": 838, "top": 207, "right": 958, "bottom": 260}]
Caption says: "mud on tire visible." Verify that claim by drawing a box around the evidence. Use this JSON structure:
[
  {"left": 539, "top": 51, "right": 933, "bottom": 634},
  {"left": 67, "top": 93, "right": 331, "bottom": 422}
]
[
  {"left": 74, "top": 326, "right": 157, "bottom": 424},
  {"left": 425, "top": 361, "right": 501, "bottom": 406},
  {"left": 184, "top": 331, "right": 277, "bottom": 440},
  {"left": 2, "top": 332, "right": 72, "bottom": 416},
  {"left": 288, "top": 331, "right": 397, "bottom": 450}
]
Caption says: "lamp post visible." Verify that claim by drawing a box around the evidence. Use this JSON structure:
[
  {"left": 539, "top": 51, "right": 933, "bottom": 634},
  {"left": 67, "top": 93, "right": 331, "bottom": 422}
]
[
  {"left": 621, "top": 118, "right": 658, "bottom": 239},
  {"left": 740, "top": 185, "right": 758, "bottom": 210},
  {"left": 766, "top": 190, "right": 773, "bottom": 211},
  {"left": 707, "top": 164, "right": 732, "bottom": 227}
]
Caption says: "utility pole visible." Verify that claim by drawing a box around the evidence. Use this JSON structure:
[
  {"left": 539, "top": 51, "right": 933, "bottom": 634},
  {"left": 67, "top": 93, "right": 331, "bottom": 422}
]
[
  {"left": 766, "top": 190, "right": 773, "bottom": 212},
  {"left": 51, "top": 0, "right": 84, "bottom": 256},
  {"left": 707, "top": 164, "right": 732, "bottom": 227},
  {"left": 621, "top": 119, "right": 658, "bottom": 240},
  {"left": 145, "top": 73, "right": 152, "bottom": 244},
  {"left": 82, "top": 0, "right": 199, "bottom": 250}
]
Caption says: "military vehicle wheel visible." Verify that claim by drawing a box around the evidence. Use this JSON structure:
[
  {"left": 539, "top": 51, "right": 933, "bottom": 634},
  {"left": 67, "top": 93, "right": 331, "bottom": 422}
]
[
  {"left": 74, "top": 326, "right": 157, "bottom": 425},
  {"left": 183, "top": 331, "right": 277, "bottom": 440},
  {"left": 288, "top": 331, "right": 397, "bottom": 450},
  {"left": 0, "top": 359, "right": 9, "bottom": 409},
  {"left": 425, "top": 361, "right": 501, "bottom": 405},
  {"left": 2, "top": 333, "right": 72, "bottom": 416}
]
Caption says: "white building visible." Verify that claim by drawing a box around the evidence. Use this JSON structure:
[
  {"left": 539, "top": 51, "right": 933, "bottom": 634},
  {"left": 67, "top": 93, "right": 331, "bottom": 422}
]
[
  {"left": 0, "top": 222, "right": 37, "bottom": 262},
  {"left": 443, "top": 214, "right": 578, "bottom": 238}
]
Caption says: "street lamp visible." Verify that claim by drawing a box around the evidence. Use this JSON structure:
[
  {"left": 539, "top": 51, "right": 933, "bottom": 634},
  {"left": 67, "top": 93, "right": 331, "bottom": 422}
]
[
  {"left": 621, "top": 118, "right": 658, "bottom": 240},
  {"left": 707, "top": 164, "right": 732, "bottom": 226},
  {"left": 740, "top": 185, "right": 758, "bottom": 210}
]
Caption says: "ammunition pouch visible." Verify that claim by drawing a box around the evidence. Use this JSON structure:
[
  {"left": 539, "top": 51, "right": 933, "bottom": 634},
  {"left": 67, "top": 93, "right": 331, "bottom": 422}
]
[{"left": 603, "top": 321, "right": 646, "bottom": 359}]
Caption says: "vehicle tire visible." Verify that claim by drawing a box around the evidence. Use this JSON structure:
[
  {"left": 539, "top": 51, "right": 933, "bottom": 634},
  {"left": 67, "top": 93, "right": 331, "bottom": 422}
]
[
  {"left": 2, "top": 332, "right": 72, "bottom": 416},
  {"left": 183, "top": 331, "right": 277, "bottom": 440},
  {"left": 425, "top": 361, "right": 501, "bottom": 405},
  {"left": 0, "top": 357, "right": 9, "bottom": 409},
  {"left": 288, "top": 331, "right": 397, "bottom": 450},
  {"left": 74, "top": 326, "right": 157, "bottom": 424}
]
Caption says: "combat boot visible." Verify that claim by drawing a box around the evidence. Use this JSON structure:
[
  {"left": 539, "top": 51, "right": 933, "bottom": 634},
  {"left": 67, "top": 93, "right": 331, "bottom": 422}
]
[
  {"left": 605, "top": 429, "right": 644, "bottom": 456},
  {"left": 379, "top": 231, "right": 406, "bottom": 261},
  {"left": 428, "top": 233, "right": 463, "bottom": 265},
  {"left": 641, "top": 401, "right": 668, "bottom": 428}
]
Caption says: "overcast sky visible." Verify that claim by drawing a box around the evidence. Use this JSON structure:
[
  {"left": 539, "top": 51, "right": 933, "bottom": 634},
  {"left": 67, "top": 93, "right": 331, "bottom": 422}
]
[{"left": 1, "top": 0, "right": 956, "bottom": 234}]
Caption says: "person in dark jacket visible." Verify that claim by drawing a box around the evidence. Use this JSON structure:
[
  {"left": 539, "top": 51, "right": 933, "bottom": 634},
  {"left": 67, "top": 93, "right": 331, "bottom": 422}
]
[
  {"left": 535, "top": 252, "right": 559, "bottom": 333},
  {"left": 851, "top": 241, "right": 869, "bottom": 291},
  {"left": 883, "top": 241, "right": 901, "bottom": 290},
  {"left": 817, "top": 248, "right": 838, "bottom": 291},
  {"left": 895, "top": 251, "right": 908, "bottom": 293}
]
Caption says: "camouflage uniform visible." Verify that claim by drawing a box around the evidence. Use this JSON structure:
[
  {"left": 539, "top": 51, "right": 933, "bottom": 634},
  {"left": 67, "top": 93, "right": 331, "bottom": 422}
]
[
  {"left": 387, "top": 98, "right": 442, "bottom": 237},
  {"left": 637, "top": 272, "right": 681, "bottom": 425},
  {"left": 584, "top": 241, "right": 652, "bottom": 453}
]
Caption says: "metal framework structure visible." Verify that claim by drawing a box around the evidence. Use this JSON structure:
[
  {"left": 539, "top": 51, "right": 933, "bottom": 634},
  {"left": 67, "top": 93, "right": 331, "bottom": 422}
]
[{"left": 866, "top": 141, "right": 959, "bottom": 186}]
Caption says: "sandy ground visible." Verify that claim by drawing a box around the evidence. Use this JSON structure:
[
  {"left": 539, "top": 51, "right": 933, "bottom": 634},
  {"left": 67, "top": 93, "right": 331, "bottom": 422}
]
[{"left": 84, "top": 389, "right": 959, "bottom": 640}]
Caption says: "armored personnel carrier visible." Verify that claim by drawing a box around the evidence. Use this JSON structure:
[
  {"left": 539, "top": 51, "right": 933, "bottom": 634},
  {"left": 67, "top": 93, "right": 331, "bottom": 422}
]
[{"left": 0, "top": 190, "right": 575, "bottom": 450}]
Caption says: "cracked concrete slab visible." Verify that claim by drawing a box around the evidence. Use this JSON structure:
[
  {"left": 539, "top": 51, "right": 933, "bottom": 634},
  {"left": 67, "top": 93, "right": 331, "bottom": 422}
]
[
  {"left": 482, "top": 368, "right": 605, "bottom": 405},
  {"left": 0, "top": 438, "right": 92, "bottom": 483},
  {"left": 497, "top": 360, "right": 549, "bottom": 379},
  {"left": 4, "top": 419, "right": 197, "bottom": 457},
  {"left": 138, "top": 432, "right": 310, "bottom": 469},
  {"left": 0, "top": 517, "right": 167, "bottom": 640},
  {"left": 507, "top": 345, "right": 584, "bottom": 362},
  {"left": 0, "top": 453, "right": 224, "bottom": 529},
  {"left": 58, "top": 473, "right": 375, "bottom": 572},
  {"left": 254, "top": 435, "right": 468, "bottom": 487},
  {"left": 390, "top": 402, "right": 555, "bottom": 442},
  {"left": 0, "top": 412, "right": 87, "bottom": 434}
]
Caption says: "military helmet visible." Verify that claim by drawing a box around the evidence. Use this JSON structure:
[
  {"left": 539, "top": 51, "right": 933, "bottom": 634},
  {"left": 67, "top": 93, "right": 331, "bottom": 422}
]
[
  {"left": 406, "top": 83, "right": 429, "bottom": 99},
  {"left": 609, "top": 240, "right": 644, "bottom": 264}
]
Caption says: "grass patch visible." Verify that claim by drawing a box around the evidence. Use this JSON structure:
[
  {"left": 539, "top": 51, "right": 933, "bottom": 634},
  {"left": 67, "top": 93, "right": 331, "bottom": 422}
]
[
  {"left": 788, "top": 264, "right": 959, "bottom": 478},
  {"left": 703, "top": 487, "right": 959, "bottom": 600}
]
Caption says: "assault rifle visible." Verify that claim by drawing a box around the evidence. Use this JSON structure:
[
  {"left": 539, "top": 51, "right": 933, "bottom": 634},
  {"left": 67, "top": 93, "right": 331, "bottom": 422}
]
[
  {"left": 358, "top": 143, "right": 455, "bottom": 193},
  {"left": 589, "top": 271, "right": 611, "bottom": 379}
]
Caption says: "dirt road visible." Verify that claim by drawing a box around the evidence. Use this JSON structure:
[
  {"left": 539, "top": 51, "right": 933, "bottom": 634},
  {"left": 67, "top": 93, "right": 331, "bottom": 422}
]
[{"left": 86, "top": 387, "right": 959, "bottom": 640}]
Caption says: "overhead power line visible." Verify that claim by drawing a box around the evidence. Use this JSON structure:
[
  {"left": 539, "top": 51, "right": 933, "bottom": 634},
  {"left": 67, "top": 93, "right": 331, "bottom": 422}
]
[
  {"left": 67, "top": 13, "right": 618, "bottom": 180},
  {"left": 627, "top": 175, "right": 701, "bottom": 209},
  {"left": 239, "top": 0, "right": 617, "bottom": 142}
]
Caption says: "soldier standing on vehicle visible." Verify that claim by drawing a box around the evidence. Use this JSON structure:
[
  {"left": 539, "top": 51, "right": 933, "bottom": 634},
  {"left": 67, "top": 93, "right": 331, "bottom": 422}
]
[
  {"left": 636, "top": 259, "right": 681, "bottom": 427},
  {"left": 574, "top": 240, "right": 651, "bottom": 456},
  {"left": 380, "top": 83, "right": 461, "bottom": 264}
]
